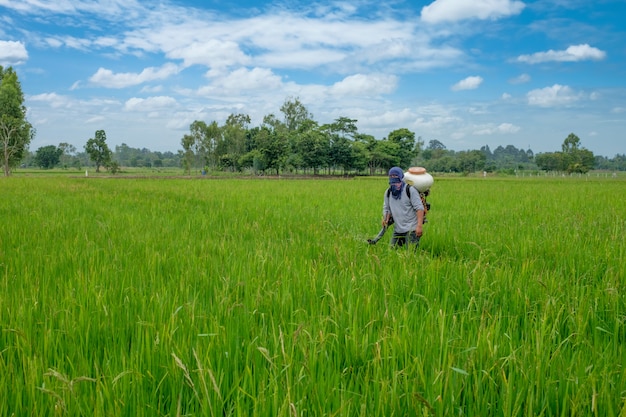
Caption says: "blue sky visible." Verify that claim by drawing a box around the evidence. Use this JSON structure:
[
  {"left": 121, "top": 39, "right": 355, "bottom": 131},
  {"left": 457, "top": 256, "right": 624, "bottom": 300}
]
[{"left": 1, "top": 0, "right": 625, "bottom": 157}]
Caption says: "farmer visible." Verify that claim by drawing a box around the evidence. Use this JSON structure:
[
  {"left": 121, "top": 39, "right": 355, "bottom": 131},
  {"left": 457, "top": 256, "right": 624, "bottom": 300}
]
[{"left": 382, "top": 167, "right": 425, "bottom": 248}]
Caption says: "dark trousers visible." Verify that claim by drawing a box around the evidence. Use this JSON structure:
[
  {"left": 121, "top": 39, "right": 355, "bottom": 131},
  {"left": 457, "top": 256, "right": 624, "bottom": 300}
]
[{"left": 391, "top": 230, "right": 420, "bottom": 249}]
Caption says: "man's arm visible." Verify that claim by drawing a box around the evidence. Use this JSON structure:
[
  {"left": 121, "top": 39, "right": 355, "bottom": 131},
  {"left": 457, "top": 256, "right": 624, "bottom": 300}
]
[{"left": 415, "top": 209, "right": 424, "bottom": 236}]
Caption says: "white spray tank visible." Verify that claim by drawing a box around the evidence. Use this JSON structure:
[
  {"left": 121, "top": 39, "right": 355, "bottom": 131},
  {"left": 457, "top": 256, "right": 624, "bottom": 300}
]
[{"left": 403, "top": 167, "right": 434, "bottom": 192}]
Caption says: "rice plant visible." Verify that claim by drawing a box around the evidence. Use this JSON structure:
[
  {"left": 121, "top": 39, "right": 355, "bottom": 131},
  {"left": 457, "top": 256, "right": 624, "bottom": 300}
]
[{"left": 1, "top": 175, "right": 624, "bottom": 416}]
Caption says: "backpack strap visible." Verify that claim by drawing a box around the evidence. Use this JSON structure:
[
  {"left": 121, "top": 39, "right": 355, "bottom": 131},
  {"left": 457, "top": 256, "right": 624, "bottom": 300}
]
[{"left": 387, "top": 184, "right": 412, "bottom": 198}]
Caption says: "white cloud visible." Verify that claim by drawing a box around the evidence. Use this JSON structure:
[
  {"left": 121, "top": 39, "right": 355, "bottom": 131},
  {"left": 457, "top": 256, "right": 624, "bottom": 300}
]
[
  {"left": 222, "top": 67, "right": 283, "bottom": 90},
  {"left": 0, "top": 0, "right": 146, "bottom": 23},
  {"left": 165, "top": 39, "right": 250, "bottom": 68},
  {"left": 527, "top": 84, "right": 581, "bottom": 107},
  {"left": 361, "top": 108, "right": 416, "bottom": 127},
  {"left": 59, "top": 35, "right": 93, "bottom": 51},
  {"left": 140, "top": 85, "right": 163, "bottom": 93},
  {"left": 43, "top": 37, "right": 63, "bottom": 48},
  {"left": 509, "top": 73, "right": 530, "bottom": 84},
  {"left": 421, "top": 0, "right": 525, "bottom": 23},
  {"left": 451, "top": 76, "right": 483, "bottom": 91},
  {"left": 516, "top": 44, "right": 606, "bottom": 64},
  {"left": 474, "top": 122, "right": 521, "bottom": 135},
  {"left": 0, "top": 40, "right": 28, "bottom": 65},
  {"left": 257, "top": 48, "right": 346, "bottom": 69},
  {"left": 124, "top": 96, "right": 177, "bottom": 111},
  {"left": 89, "top": 63, "right": 180, "bottom": 88},
  {"left": 0, "top": 0, "right": 75, "bottom": 13},
  {"left": 86, "top": 115, "right": 106, "bottom": 124},
  {"left": 28, "top": 92, "right": 71, "bottom": 108},
  {"left": 329, "top": 73, "right": 398, "bottom": 96}
]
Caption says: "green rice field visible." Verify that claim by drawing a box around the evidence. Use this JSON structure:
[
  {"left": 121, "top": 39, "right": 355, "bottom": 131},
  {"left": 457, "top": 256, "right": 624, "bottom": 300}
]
[{"left": 1, "top": 174, "right": 625, "bottom": 416}]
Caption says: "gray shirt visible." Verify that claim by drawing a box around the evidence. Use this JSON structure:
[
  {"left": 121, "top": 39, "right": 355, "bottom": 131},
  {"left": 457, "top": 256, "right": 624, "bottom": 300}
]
[{"left": 383, "top": 185, "right": 424, "bottom": 233}]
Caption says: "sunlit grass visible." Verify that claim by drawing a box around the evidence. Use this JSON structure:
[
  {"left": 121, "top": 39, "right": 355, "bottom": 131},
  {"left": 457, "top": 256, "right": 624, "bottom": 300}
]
[{"left": 1, "top": 175, "right": 625, "bottom": 416}]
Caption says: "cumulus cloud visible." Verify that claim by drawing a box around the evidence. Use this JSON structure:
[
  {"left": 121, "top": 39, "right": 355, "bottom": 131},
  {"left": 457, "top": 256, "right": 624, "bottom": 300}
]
[
  {"left": 28, "top": 92, "right": 71, "bottom": 108},
  {"left": 474, "top": 122, "right": 520, "bottom": 135},
  {"left": 89, "top": 63, "right": 180, "bottom": 88},
  {"left": 198, "top": 67, "right": 283, "bottom": 96},
  {"left": 0, "top": 40, "right": 28, "bottom": 65},
  {"left": 223, "top": 67, "right": 282, "bottom": 90},
  {"left": 124, "top": 96, "right": 177, "bottom": 111},
  {"left": 257, "top": 48, "right": 346, "bottom": 69},
  {"left": 509, "top": 73, "right": 530, "bottom": 84},
  {"left": 516, "top": 44, "right": 606, "bottom": 64},
  {"left": 527, "top": 84, "right": 581, "bottom": 107},
  {"left": 451, "top": 76, "right": 483, "bottom": 91},
  {"left": 165, "top": 39, "right": 250, "bottom": 68},
  {"left": 421, "top": 0, "right": 525, "bottom": 23},
  {"left": 330, "top": 73, "right": 398, "bottom": 96}
]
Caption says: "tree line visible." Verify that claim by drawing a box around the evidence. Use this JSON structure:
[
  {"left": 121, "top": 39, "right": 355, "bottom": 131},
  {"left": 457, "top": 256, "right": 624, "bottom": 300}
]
[
  {"left": 23, "top": 124, "right": 626, "bottom": 175},
  {"left": 175, "top": 98, "right": 624, "bottom": 175},
  {"left": 2, "top": 65, "right": 625, "bottom": 176}
]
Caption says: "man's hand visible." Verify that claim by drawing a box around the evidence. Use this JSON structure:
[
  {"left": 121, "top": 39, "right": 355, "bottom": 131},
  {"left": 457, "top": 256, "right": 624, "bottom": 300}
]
[{"left": 415, "top": 224, "right": 423, "bottom": 237}]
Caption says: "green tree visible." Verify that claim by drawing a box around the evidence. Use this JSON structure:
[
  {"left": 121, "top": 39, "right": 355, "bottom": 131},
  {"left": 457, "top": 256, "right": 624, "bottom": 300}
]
[
  {"left": 370, "top": 139, "right": 400, "bottom": 174},
  {"left": 219, "top": 114, "right": 250, "bottom": 171},
  {"left": 203, "top": 121, "right": 221, "bottom": 169},
  {"left": 188, "top": 120, "right": 210, "bottom": 170},
  {"left": 180, "top": 133, "right": 195, "bottom": 175},
  {"left": 427, "top": 139, "right": 446, "bottom": 150},
  {"left": 280, "top": 98, "right": 315, "bottom": 173},
  {"left": 297, "top": 126, "right": 329, "bottom": 175},
  {"left": 280, "top": 97, "right": 313, "bottom": 133},
  {"left": 1, "top": 66, "right": 33, "bottom": 176},
  {"left": 457, "top": 150, "right": 486, "bottom": 173},
  {"left": 58, "top": 142, "right": 77, "bottom": 168},
  {"left": 322, "top": 117, "right": 358, "bottom": 174},
  {"left": 258, "top": 115, "right": 289, "bottom": 175},
  {"left": 84, "top": 130, "right": 112, "bottom": 172},
  {"left": 535, "top": 152, "right": 560, "bottom": 171},
  {"left": 34, "top": 145, "right": 62, "bottom": 169},
  {"left": 561, "top": 133, "right": 594, "bottom": 173},
  {"left": 387, "top": 128, "right": 416, "bottom": 168}
]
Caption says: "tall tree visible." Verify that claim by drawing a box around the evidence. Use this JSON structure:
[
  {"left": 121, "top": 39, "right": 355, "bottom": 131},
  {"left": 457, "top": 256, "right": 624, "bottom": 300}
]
[
  {"left": 371, "top": 140, "right": 400, "bottom": 173},
  {"left": 297, "top": 126, "right": 329, "bottom": 175},
  {"left": 259, "top": 114, "right": 289, "bottom": 175},
  {"left": 220, "top": 114, "right": 250, "bottom": 171},
  {"left": 203, "top": 121, "right": 221, "bottom": 169},
  {"left": 0, "top": 66, "right": 33, "bottom": 176},
  {"left": 322, "top": 117, "right": 358, "bottom": 174},
  {"left": 387, "top": 128, "right": 416, "bottom": 168},
  {"left": 180, "top": 134, "right": 195, "bottom": 175},
  {"left": 422, "top": 139, "right": 447, "bottom": 161},
  {"left": 280, "top": 97, "right": 313, "bottom": 132},
  {"left": 561, "top": 133, "right": 594, "bottom": 173},
  {"left": 34, "top": 145, "right": 63, "bottom": 169},
  {"left": 189, "top": 120, "right": 209, "bottom": 169},
  {"left": 561, "top": 133, "right": 581, "bottom": 153},
  {"left": 58, "top": 142, "right": 78, "bottom": 168},
  {"left": 85, "top": 130, "right": 112, "bottom": 172},
  {"left": 280, "top": 98, "right": 314, "bottom": 173},
  {"left": 535, "top": 152, "right": 563, "bottom": 172}
]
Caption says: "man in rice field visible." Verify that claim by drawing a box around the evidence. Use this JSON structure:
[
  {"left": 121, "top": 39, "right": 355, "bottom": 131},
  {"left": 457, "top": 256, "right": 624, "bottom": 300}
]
[{"left": 382, "top": 166, "right": 425, "bottom": 249}]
